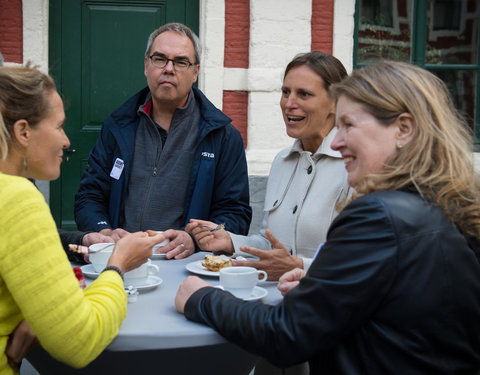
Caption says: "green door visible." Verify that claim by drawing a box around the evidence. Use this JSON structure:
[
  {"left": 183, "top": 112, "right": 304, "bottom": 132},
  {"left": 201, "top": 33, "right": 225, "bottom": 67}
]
[{"left": 49, "top": 0, "right": 199, "bottom": 229}]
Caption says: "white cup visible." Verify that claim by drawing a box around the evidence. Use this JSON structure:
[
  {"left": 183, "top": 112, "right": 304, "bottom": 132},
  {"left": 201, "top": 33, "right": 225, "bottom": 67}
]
[
  {"left": 218, "top": 266, "right": 267, "bottom": 298},
  {"left": 89, "top": 243, "right": 115, "bottom": 273},
  {"left": 152, "top": 231, "right": 171, "bottom": 255},
  {"left": 124, "top": 259, "right": 160, "bottom": 287}
]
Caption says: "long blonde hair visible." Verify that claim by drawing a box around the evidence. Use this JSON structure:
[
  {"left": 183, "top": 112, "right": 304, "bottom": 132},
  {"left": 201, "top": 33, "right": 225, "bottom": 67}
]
[
  {"left": 0, "top": 65, "right": 56, "bottom": 160},
  {"left": 332, "top": 61, "right": 480, "bottom": 237}
]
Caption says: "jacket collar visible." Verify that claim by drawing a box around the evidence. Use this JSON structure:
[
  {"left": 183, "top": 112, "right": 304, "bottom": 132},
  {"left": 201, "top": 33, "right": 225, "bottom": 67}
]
[
  {"left": 111, "top": 86, "right": 232, "bottom": 134},
  {"left": 284, "top": 127, "right": 343, "bottom": 161}
]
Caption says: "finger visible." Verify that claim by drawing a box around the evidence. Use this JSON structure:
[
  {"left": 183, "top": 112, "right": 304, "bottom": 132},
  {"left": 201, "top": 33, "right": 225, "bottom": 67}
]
[
  {"left": 185, "top": 221, "right": 199, "bottom": 233},
  {"left": 232, "top": 259, "right": 257, "bottom": 267},
  {"left": 238, "top": 246, "right": 267, "bottom": 258},
  {"left": 265, "top": 229, "right": 287, "bottom": 251},
  {"left": 161, "top": 229, "right": 177, "bottom": 239},
  {"left": 191, "top": 226, "right": 213, "bottom": 236},
  {"left": 189, "top": 218, "right": 214, "bottom": 226},
  {"left": 196, "top": 232, "right": 215, "bottom": 243},
  {"left": 174, "top": 247, "right": 194, "bottom": 260},
  {"left": 166, "top": 243, "right": 185, "bottom": 260},
  {"left": 148, "top": 231, "right": 168, "bottom": 244}
]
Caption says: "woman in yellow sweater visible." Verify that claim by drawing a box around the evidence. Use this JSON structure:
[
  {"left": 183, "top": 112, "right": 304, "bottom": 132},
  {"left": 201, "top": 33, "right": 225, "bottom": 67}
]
[{"left": 0, "top": 65, "right": 165, "bottom": 374}]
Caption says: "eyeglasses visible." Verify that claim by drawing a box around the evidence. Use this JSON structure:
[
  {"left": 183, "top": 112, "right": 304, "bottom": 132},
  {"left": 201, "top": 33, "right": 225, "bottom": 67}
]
[{"left": 148, "top": 54, "right": 195, "bottom": 72}]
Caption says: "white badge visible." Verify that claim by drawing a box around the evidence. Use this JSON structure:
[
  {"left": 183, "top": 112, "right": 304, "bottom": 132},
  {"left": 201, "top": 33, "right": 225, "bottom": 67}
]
[{"left": 110, "top": 158, "right": 124, "bottom": 180}]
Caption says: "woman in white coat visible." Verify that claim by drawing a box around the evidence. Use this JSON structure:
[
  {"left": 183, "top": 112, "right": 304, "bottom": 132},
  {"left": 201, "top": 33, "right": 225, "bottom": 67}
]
[{"left": 189, "top": 51, "right": 352, "bottom": 281}]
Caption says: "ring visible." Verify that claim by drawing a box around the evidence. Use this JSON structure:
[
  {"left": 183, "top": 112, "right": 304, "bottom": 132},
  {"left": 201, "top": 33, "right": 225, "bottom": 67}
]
[{"left": 180, "top": 243, "right": 185, "bottom": 248}]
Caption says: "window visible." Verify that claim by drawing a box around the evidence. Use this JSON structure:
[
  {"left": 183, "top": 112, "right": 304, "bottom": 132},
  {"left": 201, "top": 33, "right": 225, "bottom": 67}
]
[{"left": 354, "top": 0, "right": 480, "bottom": 148}]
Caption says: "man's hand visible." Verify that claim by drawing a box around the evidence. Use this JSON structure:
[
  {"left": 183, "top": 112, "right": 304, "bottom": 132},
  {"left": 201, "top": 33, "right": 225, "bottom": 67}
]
[
  {"left": 186, "top": 219, "right": 234, "bottom": 254},
  {"left": 99, "top": 228, "right": 130, "bottom": 242},
  {"left": 156, "top": 230, "right": 195, "bottom": 259},
  {"left": 277, "top": 268, "right": 307, "bottom": 296},
  {"left": 233, "top": 229, "right": 303, "bottom": 281},
  {"left": 81, "top": 232, "right": 114, "bottom": 247},
  {"left": 80, "top": 232, "right": 115, "bottom": 263},
  {"left": 6, "top": 320, "right": 39, "bottom": 370},
  {"left": 175, "top": 276, "right": 213, "bottom": 314}
]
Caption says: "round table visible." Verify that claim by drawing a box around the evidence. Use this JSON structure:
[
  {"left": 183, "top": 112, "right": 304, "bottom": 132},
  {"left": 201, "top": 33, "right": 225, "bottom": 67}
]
[{"left": 27, "top": 252, "right": 283, "bottom": 375}]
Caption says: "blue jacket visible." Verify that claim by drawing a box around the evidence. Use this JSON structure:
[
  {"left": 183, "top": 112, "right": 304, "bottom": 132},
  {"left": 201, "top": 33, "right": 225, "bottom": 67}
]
[{"left": 74, "top": 86, "right": 251, "bottom": 235}]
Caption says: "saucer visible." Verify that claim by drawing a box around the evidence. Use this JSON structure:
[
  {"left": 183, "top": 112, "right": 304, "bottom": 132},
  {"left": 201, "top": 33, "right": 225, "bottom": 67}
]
[
  {"left": 243, "top": 286, "right": 268, "bottom": 301},
  {"left": 80, "top": 264, "right": 100, "bottom": 279},
  {"left": 124, "top": 276, "right": 163, "bottom": 293}
]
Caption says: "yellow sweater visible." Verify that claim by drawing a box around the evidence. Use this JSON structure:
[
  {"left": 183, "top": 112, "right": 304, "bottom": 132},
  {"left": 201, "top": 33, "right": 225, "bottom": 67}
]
[{"left": 0, "top": 173, "right": 127, "bottom": 374}]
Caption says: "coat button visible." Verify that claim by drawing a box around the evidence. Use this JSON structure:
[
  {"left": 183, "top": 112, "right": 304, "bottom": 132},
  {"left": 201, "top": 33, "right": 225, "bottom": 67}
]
[
  {"left": 293, "top": 205, "right": 297, "bottom": 214},
  {"left": 307, "top": 165, "right": 313, "bottom": 174}
]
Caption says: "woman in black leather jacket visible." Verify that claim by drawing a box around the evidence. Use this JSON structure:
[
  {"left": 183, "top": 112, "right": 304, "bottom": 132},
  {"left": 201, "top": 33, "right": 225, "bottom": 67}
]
[{"left": 175, "top": 61, "right": 480, "bottom": 374}]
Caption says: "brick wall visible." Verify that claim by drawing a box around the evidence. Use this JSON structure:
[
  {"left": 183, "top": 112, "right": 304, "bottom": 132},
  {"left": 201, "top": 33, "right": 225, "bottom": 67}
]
[
  {"left": 223, "top": 91, "right": 248, "bottom": 147},
  {"left": 223, "top": 0, "right": 250, "bottom": 147},
  {"left": 0, "top": 0, "right": 23, "bottom": 63},
  {"left": 224, "top": 0, "right": 249, "bottom": 68},
  {"left": 311, "top": 0, "right": 334, "bottom": 54}
]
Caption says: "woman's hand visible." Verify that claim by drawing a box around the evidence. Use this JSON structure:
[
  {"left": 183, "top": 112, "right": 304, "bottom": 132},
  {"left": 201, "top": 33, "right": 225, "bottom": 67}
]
[
  {"left": 107, "top": 231, "right": 165, "bottom": 273},
  {"left": 233, "top": 230, "right": 303, "bottom": 281},
  {"left": 187, "top": 219, "right": 234, "bottom": 254},
  {"left": 175, "top": 276, "right": 213, "bottom": 314},
  {"left": 278, "top": 268, "right": 307, "bottom": 296},
  {"left": 6, "top": 320, "right": 39, "bottom": 370}
]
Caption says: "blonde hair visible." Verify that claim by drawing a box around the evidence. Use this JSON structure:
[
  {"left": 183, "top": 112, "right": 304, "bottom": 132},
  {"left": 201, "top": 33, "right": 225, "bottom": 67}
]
[
  {"left": 0, "top": 64, "right": 56, "bottom": 160},
  {"left": 332, "top": 61, "right": 480, "bottom": 237}
]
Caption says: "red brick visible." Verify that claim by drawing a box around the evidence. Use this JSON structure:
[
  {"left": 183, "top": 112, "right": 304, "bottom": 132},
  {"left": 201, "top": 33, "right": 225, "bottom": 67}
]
[
  {"left": 224, "top": 0, "right": 250, "bottom": 68},
  {"left": 311, "top": 0, "right": 333, "bottom": 53},
  {"left": 223, "top": 91, "right": 248, "bottom": 147},
  {"left": 0, "top": 0, "right": 23, "bottom": 63}
]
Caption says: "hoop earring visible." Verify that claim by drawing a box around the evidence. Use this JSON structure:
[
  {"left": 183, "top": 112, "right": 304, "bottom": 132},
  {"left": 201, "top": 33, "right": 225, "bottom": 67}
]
[{"left": 24, "top": 157, "right": 28, "bottom": 171}]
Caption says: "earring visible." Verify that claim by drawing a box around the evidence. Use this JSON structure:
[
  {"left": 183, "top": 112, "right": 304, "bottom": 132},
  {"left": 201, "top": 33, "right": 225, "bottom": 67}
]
[
  {"left": 24, "top": 157, "right": 28, "bottom": 171},
  {"left": 397, "top": 143, "right": 403, "bottom": 150}
]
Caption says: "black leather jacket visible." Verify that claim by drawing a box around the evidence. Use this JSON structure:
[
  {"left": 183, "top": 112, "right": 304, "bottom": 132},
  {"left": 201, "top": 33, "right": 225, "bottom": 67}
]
[{"left": 185, "top": 190, "right": 480, "bottom": 374}]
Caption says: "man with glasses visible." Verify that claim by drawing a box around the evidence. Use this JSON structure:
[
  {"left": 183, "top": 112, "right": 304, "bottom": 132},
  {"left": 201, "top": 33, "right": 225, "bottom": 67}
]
[{"left": 74, "top": 23, "right": 251, "bottom": 259}]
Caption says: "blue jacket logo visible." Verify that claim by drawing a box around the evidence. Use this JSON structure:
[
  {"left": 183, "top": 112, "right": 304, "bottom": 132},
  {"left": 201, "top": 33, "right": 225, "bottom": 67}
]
[{"left": 201, "top": 152, "right": 215, "bottom": 159}]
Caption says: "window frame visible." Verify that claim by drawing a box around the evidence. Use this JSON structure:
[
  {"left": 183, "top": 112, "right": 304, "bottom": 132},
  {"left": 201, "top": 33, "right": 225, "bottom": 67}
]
[{"left": 353, "top": 0, "right": 480, "bottom": 149}]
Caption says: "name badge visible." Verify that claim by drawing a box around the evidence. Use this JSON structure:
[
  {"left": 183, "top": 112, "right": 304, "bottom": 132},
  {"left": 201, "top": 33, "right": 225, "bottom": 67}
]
[{"left": 110, "top": 158, "right": 124, "bottom": 180}]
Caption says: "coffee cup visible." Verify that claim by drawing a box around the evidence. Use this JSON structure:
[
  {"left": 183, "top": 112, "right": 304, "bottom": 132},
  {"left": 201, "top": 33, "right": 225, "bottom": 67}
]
[
  {"left": 89, "top": 243, "right": 115, "bottom": 273},
  {"left": 124, "top": 259, "right": 160, "bottom": 287},
  {"left": 218, "top": 266, "right": 267, "bottom": 298},
  {"left": 152, "top": 231, "right": 171, "bottom": 255}
]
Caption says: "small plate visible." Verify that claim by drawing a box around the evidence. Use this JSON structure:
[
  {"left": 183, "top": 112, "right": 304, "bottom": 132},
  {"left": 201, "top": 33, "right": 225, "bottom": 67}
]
[
  {"left": 80, "top": 264, "right": 100, "bottom": 279},
  {"left": 185, "top": 260, "right": 220, "bottom": 277},
  {"left": 243, "top": 286, "right": 268, "bottom": 301},
  {"left": 124, "top": 276, "right": 163, "bottom": 292}
]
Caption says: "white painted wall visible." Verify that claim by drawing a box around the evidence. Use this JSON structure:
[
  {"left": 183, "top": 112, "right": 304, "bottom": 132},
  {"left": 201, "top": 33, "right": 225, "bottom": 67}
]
[
  {"left": 21, "top": 0, "right": 51, "bottom": 201},
  {"left": 19, "top": 0, "right": 480, "bottom": 201},
  {"left": 200, "top": 0, "right": 356, "bottom": 175}
]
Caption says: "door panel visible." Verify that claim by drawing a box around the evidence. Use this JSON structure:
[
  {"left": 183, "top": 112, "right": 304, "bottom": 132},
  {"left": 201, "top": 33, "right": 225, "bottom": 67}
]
[{"left": 49, "top": 0, "right": 199, "bottom": 229}]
